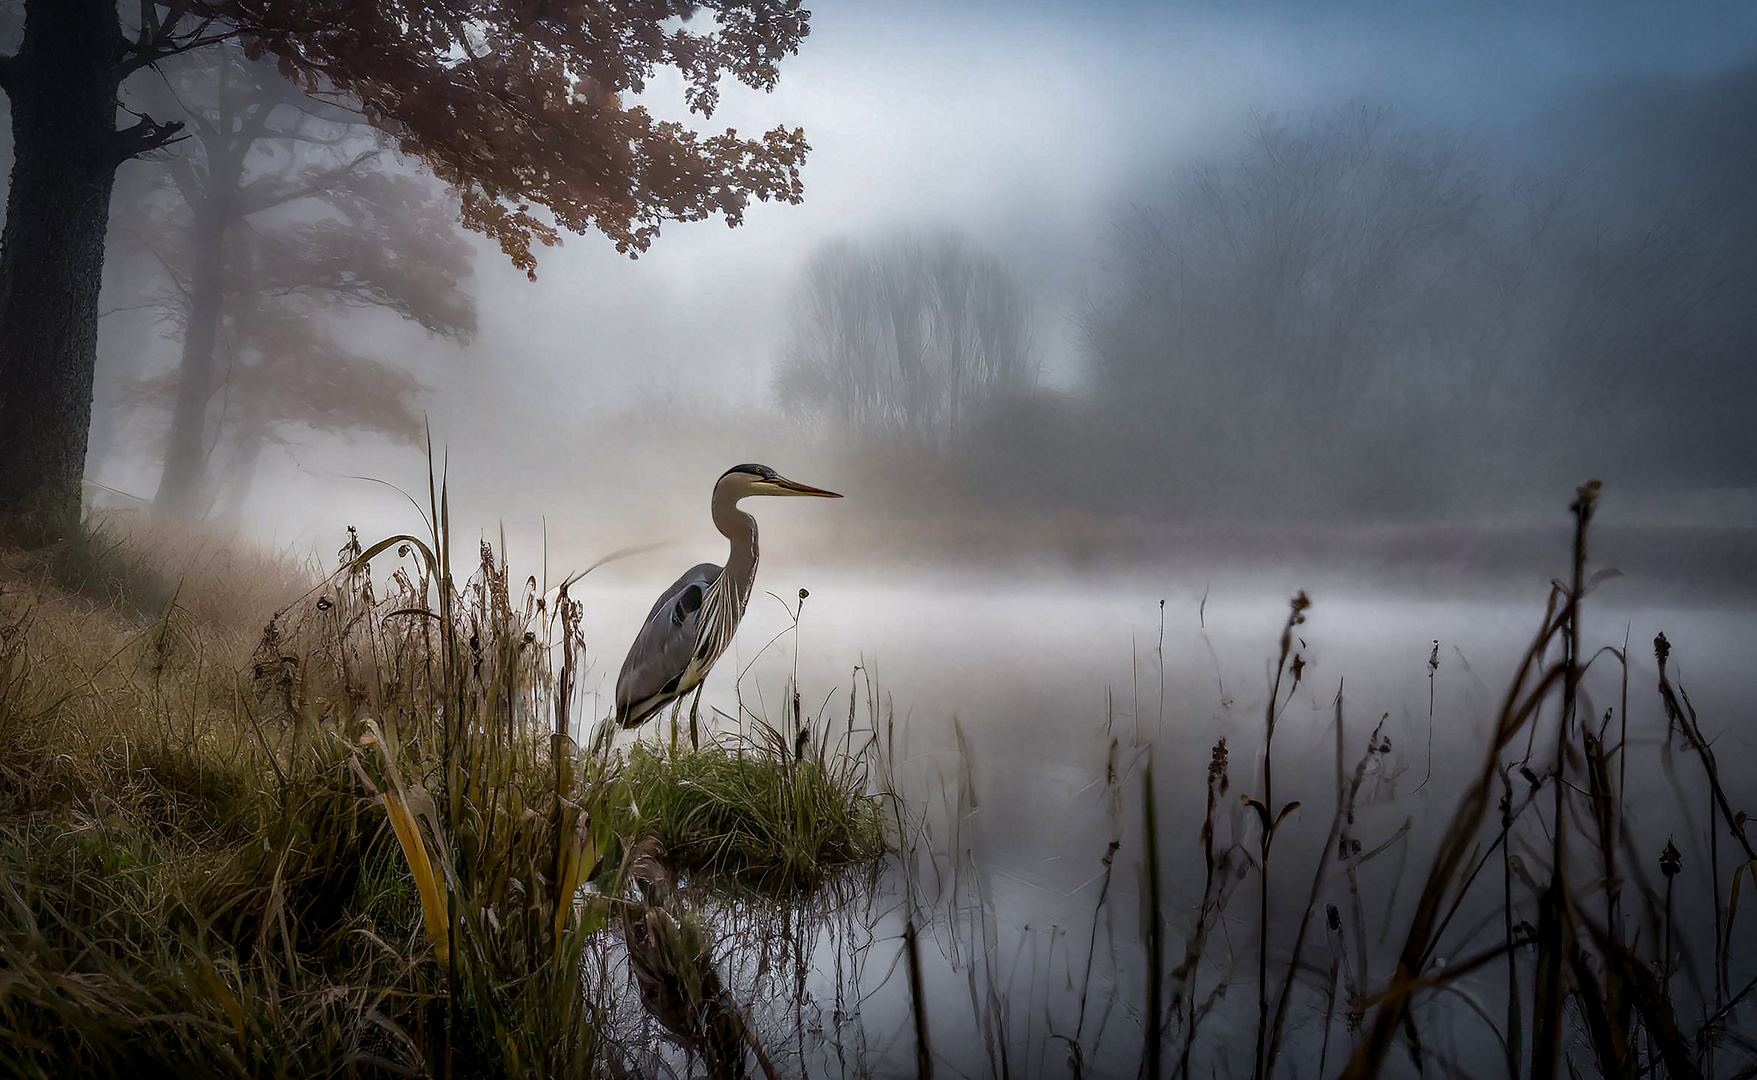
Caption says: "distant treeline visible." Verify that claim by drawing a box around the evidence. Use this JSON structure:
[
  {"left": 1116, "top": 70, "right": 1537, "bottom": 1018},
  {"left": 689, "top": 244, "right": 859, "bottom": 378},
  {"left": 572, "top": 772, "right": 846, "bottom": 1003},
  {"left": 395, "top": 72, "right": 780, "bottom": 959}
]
[
  {"left": 7, "top": 36, "right": 1751, "bottom": 530},
  {"left": 776, "top": 76, "right": 1757, "bottom": 523}
]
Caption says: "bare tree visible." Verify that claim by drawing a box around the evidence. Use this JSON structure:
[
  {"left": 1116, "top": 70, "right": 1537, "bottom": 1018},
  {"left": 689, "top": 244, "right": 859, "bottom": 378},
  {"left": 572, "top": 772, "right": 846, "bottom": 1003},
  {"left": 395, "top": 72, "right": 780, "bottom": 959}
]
[
  {"left": 777, "top": 232, "right": 1036, "bottom": 452},
  {"left": 126, "top": 296, "right": 429, "bottom": 524},
  {"left": 1091, "top": 107, "right": 1480, "bottom": 397}
]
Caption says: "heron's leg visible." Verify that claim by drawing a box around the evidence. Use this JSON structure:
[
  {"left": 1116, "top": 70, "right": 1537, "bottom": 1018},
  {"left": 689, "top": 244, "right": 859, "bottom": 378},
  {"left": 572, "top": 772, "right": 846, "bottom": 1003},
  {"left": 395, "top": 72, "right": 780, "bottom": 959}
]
[
  {"left": 688, "top": 684, "right": 705, "bottom": 750},
  {"left": 668, "top": 697, "right": 683, "bottom": 754}
]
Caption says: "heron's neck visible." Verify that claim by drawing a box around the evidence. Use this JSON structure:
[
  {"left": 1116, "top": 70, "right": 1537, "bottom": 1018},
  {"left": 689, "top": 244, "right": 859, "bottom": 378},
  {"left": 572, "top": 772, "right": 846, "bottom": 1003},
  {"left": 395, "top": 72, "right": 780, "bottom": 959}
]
[{"left": 711, "top": 487, "right": 759, "bottom": 598}]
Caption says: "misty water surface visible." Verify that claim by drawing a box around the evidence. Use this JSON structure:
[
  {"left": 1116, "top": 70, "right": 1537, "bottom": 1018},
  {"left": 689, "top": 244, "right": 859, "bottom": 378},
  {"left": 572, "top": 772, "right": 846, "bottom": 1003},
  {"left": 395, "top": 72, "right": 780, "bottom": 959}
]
[{"left": 569, "top": 547, "right": 1757, "bottom": 1078}]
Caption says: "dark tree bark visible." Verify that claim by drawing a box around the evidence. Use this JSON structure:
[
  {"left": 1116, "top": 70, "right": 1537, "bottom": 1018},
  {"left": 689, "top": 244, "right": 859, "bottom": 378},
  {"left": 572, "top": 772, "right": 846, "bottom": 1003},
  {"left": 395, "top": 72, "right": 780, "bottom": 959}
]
[
  {"left": 0, "top": 0, "right": 805, "bottom": 543},
  {"left": 0, "top": 0, "right": 126, "bottom": 545}
]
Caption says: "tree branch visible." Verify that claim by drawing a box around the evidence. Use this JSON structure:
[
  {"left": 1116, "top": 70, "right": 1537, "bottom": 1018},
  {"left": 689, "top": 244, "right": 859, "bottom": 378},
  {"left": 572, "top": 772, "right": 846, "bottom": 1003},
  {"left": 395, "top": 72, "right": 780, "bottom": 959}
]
[
  {"left": 117, "top": 22, "right": 239, "bottom": 79},
  {"left": 114, "top": 113, "right": 188, "bottom": 162},
  {"left": 273, "top": 92, "right": 365, "bottom": 128},
  {"left": 163, "top": 150, "right": 207, "bottom": 213},
  {"left": 134, "top": 237, "right": 194, "bottom": 305},
  {"left": 235, "top": 94, "right": 276, "bottom": 147},
  {"left": 238, "top": 148, "right": 378, "bottom": 216},
  {"left": 256, "top": 126, "right": 358, "bottom": 147},
  {"left": 135, "top": 0, "right": 162, "bottom": 54},
  {"left": 266, "top": 106, "right": 364, "bottom": 144},
  {"left": 100, "top": 297, "right": 180, "bottom": 320}
]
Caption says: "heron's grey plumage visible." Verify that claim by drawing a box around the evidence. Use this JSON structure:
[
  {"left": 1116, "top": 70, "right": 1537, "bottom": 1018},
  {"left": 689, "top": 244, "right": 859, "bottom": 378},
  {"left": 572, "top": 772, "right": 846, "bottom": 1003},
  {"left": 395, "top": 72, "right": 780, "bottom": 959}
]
[
  {"left": 614, "top": 561, "right": 722, "bottom": 729},
  {"left": 613, "top": 464, "right": 833, "bottom": 735}
]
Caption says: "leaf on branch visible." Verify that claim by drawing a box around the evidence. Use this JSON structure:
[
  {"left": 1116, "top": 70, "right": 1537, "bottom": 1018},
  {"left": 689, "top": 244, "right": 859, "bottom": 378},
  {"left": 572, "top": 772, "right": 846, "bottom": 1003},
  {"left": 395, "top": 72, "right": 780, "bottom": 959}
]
[
  {"left": 1273, "top": 801, "right": 1303, "bottom": 830},
  {"left": 1243, "top": 795, "right": 1272, "bottom": 832}
]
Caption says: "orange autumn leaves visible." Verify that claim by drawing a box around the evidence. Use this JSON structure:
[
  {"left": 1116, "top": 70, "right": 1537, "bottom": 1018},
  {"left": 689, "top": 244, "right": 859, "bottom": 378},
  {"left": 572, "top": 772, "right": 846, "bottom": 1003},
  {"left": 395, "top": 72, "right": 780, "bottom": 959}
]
[{"left": 229, "top": 0, "right": 813, "bottom": 275}]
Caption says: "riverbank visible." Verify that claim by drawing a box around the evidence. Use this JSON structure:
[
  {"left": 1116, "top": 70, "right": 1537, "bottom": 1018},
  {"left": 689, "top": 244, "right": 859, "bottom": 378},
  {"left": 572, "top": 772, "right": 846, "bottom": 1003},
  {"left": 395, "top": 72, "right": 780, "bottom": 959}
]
[{"left": 0, "top": 517, "right": 885, "bottom": 1079}]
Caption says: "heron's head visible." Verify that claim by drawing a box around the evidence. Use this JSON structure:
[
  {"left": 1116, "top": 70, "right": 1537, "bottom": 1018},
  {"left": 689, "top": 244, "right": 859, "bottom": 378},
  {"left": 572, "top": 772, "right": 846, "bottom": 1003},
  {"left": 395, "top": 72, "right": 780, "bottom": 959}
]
[{"left": 716, "top": 463, "right": 842, "bottom": 500}]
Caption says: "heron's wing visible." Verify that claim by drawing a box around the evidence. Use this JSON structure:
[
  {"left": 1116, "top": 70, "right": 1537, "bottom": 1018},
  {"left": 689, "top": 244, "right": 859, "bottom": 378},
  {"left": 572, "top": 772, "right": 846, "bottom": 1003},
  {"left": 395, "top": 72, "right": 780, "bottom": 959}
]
[{"left": 615, "top": 562, "right": 722, "bottom": 728}]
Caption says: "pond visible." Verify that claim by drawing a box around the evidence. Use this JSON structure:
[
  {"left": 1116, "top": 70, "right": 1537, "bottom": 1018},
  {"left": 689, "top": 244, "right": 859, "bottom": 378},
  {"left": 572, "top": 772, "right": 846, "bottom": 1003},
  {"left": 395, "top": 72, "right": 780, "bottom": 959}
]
[{"left": 573, "top": 539, "right": 1757, "bottom": 1078}]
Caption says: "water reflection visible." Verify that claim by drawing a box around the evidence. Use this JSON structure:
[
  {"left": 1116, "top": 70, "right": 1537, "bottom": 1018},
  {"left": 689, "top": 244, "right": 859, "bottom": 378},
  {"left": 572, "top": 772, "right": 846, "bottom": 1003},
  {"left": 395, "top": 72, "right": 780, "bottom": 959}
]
[{"left": 584, "top": 567, "right": 1757, "bottom": 1078}]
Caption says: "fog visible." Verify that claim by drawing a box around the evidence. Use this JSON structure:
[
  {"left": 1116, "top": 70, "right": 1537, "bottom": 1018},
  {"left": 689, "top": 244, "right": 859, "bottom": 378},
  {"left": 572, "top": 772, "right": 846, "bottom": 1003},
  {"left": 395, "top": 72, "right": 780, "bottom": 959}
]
[
  {"left": 6, "top": 1, "right": 1757, "bottom": 1074},
  {"left": 21, "top": 0, "right": 1744, "bottom": 567}
]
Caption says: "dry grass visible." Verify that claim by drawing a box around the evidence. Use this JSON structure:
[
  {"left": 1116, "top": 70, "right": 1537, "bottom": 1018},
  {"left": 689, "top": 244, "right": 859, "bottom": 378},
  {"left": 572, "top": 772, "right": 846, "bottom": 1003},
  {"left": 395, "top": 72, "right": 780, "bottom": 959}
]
[
  {"left": 0, "top": 492, "right": 889, "bottom": 1079},
  {"left": 0, "top": 516, "right": 430, "bottom": 1077},
  {"left": 3, "top": 484, "right": 1748, "bottom": 1079}
]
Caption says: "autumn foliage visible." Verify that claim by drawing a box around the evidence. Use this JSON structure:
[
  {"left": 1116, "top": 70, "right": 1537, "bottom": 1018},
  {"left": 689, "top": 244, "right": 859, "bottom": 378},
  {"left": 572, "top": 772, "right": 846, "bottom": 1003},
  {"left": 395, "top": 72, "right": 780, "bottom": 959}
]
[
  {"left": 0, "top": 0, "right": 812, "bottom": 542},
  {"left": 227, "top": 0, "right": 813, "bottom": 272}
]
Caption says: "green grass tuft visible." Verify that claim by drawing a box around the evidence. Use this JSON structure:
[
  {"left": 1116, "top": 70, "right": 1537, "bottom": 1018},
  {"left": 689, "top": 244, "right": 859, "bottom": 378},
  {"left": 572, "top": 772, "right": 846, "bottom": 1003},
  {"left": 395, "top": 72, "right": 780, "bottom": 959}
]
[{"left": 611, "top": 740, "right": 888, "bottom": 896}]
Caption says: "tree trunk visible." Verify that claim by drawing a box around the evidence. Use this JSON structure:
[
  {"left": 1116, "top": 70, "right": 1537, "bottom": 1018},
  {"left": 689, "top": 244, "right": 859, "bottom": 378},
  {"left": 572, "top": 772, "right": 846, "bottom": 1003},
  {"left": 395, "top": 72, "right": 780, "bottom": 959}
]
[
  {"left": 152, "top": 202, "right": 230, "bottom": 519},
  {"left": 214, "top": 418, "right": 265, "bottom": 529},
  {"left": 0, "top": 0, "right": 124, "bottom": 546}
]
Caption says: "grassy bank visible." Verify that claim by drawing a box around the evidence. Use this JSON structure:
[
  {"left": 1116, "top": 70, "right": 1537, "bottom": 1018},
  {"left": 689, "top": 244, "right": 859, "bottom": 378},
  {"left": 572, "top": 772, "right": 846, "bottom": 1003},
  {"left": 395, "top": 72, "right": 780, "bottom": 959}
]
[
  {"left": 0, "top": 511, "right": 885, "bottom": 1079},
  {"left": 2, "top": 485, "right": 1751, "bottom": 1079}
]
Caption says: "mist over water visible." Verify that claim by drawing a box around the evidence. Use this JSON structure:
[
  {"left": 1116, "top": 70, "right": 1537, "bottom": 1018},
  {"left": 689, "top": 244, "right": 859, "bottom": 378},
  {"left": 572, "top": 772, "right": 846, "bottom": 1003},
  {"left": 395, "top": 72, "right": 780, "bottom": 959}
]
[
  {"left": 7, "top": 0, "right": 1755, "bottom": 1074},
  {"left": 48, "top": 0, "right": 1757, "bottom": 547},
  {"left": 582, "top": 549, "right": 1757, "bottom": 1077}
]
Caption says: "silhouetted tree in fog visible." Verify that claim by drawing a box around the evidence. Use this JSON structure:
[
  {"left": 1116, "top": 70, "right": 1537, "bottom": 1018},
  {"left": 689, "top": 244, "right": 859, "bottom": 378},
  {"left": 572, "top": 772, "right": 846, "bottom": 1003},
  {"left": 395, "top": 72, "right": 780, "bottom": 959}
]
[
  {"left": 1081, "top": 89, "right": 1757, "bottom": 522},
  {"left": 123, "top": 41, "right": 473, "bottom": 518},
  {"left": 777, "top": 233, "right": 1037, "bottom": 453},
  {"left": 127, "top": 298, "right": 431, "bottom": 524},
  {"left": 0, "top": 0, "right": 809, "bottom": 545}
]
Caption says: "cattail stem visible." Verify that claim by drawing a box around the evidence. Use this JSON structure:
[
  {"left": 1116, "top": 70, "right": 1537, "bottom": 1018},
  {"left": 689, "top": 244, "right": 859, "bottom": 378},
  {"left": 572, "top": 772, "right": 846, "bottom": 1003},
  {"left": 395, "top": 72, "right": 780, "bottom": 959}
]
[{"left": 1145, "top": 751, "right": 1164, "bottom": 1080}]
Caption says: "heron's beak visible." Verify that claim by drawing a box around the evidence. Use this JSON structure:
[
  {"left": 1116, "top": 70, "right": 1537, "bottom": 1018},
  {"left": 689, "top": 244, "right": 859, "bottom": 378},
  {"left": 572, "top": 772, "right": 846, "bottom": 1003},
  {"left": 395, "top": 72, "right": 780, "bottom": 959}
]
[{"left": 771, "top": 476, "right": 842, "bottom": 498}]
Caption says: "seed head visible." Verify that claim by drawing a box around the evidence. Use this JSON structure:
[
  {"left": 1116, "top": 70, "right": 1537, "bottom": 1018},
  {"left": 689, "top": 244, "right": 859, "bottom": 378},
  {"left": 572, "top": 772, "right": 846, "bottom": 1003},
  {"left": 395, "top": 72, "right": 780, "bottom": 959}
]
[
  {"left": 1290, "top": 591, "right": 1311, "bottom": 624},
  {"left": 1660, "top": 838, "right": 1682, "bottom": 879},
  {"left": 1571, "top": 479, "right": 1601, "bottom": 523}
]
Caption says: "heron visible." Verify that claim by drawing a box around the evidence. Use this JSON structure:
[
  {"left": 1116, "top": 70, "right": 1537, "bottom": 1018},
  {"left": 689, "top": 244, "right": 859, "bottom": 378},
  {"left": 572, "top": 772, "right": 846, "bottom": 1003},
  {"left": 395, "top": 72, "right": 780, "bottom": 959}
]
[{"left": 604, "top": 464, "right": 841, "bottom": 749}]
